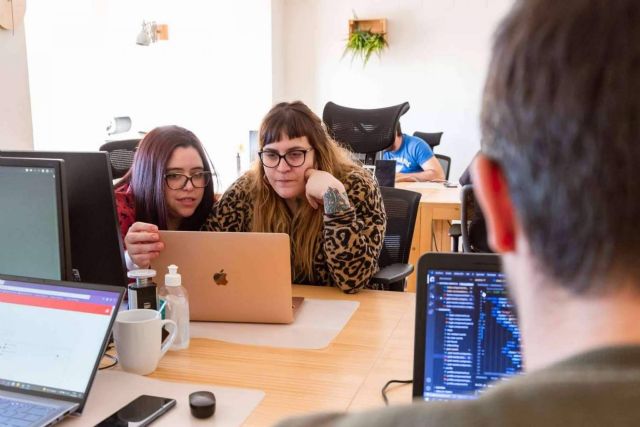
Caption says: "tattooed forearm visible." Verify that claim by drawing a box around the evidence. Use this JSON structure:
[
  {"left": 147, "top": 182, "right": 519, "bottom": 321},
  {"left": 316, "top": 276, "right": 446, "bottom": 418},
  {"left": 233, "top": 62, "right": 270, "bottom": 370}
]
[{"left": 323, "top": 187, "right": 351, "bottom": 214}]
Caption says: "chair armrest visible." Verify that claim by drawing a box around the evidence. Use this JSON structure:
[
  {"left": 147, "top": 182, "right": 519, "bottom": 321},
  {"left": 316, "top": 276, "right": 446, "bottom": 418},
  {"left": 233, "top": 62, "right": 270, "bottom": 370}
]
[{"left": 371, "top": 263, "right": 415, "bottom": 285}]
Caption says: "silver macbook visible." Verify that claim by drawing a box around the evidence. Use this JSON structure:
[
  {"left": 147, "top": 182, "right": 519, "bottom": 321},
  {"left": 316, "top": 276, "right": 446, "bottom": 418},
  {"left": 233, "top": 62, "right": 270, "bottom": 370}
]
[
  {"left": 153, "top": 231, "right": 301, "bottom": 324},
  {"left": 0, "top": 275, "right": 123, "bottom": 426}
]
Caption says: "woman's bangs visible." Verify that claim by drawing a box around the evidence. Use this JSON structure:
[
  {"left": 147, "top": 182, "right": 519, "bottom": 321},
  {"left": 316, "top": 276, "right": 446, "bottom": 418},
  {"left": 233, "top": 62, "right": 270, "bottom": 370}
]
[{"left": 261, "top": 112, "right": 310, "bottom": 146}]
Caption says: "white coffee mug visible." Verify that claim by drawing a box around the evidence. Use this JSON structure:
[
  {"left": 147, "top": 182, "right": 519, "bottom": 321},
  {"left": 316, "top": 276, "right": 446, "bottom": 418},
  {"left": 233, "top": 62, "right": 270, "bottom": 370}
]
[{"left": 113, "top": 309, "right": 177, "bottom": 375}]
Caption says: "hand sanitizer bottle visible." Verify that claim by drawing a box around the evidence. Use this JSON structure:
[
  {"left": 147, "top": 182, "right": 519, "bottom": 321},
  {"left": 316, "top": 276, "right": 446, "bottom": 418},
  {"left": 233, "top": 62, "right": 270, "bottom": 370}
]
[{"left": 164, "top": 264, "right": 190, "bottom": 350}]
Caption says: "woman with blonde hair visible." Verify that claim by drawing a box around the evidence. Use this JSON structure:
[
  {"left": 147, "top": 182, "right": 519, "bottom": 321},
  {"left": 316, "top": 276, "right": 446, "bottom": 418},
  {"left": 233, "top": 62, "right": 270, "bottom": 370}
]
[{"left": 203, "top": 101, "right": 386, "bottom": 293}]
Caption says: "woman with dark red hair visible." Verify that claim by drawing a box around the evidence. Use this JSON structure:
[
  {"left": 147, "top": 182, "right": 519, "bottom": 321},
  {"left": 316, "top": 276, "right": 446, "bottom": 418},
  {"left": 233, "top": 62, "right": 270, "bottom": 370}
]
[{"left": 114, "top": 125, "right": 216, "bottom": 269}]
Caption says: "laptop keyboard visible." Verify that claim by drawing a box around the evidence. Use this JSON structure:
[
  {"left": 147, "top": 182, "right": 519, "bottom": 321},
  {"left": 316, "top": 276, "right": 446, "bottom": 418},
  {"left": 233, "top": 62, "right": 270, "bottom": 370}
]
[{"left": 0, "top": 397, "right": 59, "bottom": 427}]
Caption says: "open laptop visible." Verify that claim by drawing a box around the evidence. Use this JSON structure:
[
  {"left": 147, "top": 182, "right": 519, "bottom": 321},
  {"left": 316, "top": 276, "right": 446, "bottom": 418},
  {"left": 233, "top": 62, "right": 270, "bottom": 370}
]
[
  {"left": 413, "top": 253, "right": 522, "bottom": 401},
  {"left": 152, "top": 231, "right": 301, "bottom": 324},
  {"left": 0, "top": 274, "right": 124, "bottom": 426},
  {"left": 374, "top": 159, "right": 396, "bottom": 187}
]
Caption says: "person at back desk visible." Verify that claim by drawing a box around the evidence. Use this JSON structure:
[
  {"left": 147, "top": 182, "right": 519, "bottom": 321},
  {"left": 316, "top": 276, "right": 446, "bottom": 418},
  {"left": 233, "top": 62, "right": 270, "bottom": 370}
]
[
  {"left": 382, "top": 123, "right": 444, "bottom": 183},
  {"left": 277, "top": 0, "right": 640, "bottom": 426},
  {"left": 115, "top": 125, "right": 216, "bottom": 269}
]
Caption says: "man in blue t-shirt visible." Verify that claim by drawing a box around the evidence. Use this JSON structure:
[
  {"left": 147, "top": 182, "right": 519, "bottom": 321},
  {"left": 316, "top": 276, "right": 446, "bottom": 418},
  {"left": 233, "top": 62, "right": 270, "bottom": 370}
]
[{"left": 382, "top": 123, "right": 445, "bottom": 182}]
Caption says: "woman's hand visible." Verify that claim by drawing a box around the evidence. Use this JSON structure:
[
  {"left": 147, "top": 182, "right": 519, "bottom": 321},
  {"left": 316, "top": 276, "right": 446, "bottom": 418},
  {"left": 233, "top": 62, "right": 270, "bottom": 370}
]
[
  {"left": 125, "top": 222, "right": 164, "bottom": 268},
  {"left": 304, "top": 169, "right": 350, "bottom": 213}
]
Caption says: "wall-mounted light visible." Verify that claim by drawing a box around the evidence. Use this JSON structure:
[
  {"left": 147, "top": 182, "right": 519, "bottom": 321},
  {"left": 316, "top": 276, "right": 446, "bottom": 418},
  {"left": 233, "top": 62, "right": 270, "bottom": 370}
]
[{"left": 136, "top": 21, "right": 169, "bottom": 46}]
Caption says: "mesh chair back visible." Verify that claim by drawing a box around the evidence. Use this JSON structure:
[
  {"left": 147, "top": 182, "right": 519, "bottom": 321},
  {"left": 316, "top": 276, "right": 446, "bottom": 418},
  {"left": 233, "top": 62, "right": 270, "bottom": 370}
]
[
  {"left": 322, "top": 101, "right": 410, "bottom": 165},
  {"left": 99, "top": 139, "right": 140, "bottom": 179},
  {"left": 412, "top": 131, "right": 443, "bottom": 149},
  {"left": 378, "top": 187, "right": 421, "bottom": 268},
  {"left": 435, "top": 154, "right": 451, "bottom": 180}
]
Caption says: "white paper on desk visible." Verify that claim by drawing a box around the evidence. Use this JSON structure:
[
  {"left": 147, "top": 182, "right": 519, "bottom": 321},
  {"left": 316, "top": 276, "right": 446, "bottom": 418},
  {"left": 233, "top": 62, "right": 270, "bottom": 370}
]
[
  {"left": 60, "top": 369, "right": 264, "bottom": 427},
  {"left": 190, "top": 298, "right": 359, "bottom": 349}
]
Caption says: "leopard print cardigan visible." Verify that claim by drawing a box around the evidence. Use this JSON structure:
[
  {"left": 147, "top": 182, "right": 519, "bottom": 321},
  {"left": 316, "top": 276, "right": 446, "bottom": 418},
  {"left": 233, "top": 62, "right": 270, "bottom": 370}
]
[{"left": 202, "top": 168, "right": 386, "bottom": 293}]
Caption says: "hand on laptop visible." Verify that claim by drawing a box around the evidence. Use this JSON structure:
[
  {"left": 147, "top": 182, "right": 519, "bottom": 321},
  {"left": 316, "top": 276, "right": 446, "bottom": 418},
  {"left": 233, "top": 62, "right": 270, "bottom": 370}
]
[{"left": 125, "top": 222, "right": 165, "bottom": 268}]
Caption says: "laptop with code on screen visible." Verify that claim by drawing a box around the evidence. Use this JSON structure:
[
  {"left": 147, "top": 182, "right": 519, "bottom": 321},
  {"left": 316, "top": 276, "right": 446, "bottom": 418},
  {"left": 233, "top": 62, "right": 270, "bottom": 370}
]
[
  {"left": 413, "top": 253, "right": 522, "bottom": 401},
  {"left": 0, "top": 275, "right": 123, "bottom": 426}
]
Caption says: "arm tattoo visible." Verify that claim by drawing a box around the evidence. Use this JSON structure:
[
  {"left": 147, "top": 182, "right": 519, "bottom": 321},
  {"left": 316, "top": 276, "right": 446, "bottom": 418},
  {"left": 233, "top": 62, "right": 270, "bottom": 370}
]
[{"left": 323, "top": 187, "right": 351, "bottom": 214}]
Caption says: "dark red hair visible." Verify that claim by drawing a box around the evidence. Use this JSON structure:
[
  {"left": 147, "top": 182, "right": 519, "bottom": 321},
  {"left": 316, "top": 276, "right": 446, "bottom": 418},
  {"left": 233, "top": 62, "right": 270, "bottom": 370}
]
[{"left": 115, "top": 125, "right": 215, "bottom": 230}]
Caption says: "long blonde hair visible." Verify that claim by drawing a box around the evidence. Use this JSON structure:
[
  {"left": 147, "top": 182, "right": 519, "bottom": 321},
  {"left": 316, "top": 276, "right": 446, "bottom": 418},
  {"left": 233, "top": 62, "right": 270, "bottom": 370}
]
[{"left": 248, "top": 101, "right": 358, "bottom": 282}]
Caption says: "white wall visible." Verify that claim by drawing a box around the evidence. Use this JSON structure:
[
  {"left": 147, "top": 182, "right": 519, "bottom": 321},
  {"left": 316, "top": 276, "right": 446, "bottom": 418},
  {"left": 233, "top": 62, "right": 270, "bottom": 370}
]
[
  {"left": 22, "top": 0, "right": 514, "bottom": 184},
  {"left": 279, "top": 0, "right": 514, "bottom": 181},
  {"left": 25, "top": 0, "right": 273, "bottom": 189},
  {"left": 271, "top": 0, "right": 286, "bottom": 103},
  {"left": 0, "top": 22, "right": 33, "bottom": 150}
]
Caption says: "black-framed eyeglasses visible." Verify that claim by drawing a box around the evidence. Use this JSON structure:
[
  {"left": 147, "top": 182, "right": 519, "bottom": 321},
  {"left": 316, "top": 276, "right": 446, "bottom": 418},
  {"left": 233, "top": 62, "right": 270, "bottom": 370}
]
[
  {"left": 164, "top": 171, "right": 212, "bottom": 190},
  {"left": 258, "top": 148, "right": 313, "bottom": 168}
]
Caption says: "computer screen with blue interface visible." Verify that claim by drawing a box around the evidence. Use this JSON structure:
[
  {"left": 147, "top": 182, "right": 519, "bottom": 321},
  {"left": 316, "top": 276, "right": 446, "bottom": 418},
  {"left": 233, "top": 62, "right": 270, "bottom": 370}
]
[{"left": 422, "top": 268, "right": 522, "bottom": 400}]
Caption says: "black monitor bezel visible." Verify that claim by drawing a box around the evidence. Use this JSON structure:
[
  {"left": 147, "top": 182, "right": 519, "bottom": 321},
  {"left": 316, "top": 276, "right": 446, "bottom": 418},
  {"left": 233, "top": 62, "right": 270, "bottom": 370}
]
[
  {"left": 412, "top": 252, "right": 504, "bottom": 399},
  {"left": 0, "top": 157, "right": 73, "bottom": 281},
  {"left": 0, "top": 273, "right": 124, "bottom": 411},
  {"left": 0, "top": 151, "right": 127, "bottom": 288}
]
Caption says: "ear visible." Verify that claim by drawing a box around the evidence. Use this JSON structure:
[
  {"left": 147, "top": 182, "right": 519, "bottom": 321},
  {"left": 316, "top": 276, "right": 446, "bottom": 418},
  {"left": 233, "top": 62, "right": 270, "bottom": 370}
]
[{"left": 471, "top": 154, "right": 517, "bottom": 253}]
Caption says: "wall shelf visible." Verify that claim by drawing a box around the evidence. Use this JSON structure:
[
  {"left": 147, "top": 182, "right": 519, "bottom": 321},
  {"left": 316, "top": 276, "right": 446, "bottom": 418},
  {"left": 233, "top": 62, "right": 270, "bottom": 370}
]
[{"left": 349, "top": 18, "right": 387, "bottom": 39}]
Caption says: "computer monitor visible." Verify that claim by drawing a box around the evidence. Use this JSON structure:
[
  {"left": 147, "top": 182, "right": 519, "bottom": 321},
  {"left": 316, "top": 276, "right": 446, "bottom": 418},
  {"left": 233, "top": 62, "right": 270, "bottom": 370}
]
[
  {"left": 413, "top": 253, "right": 522, "bottom": 401},
  {"left": 0, "top": 151, "right": 127, "bottom": 288},
  {"left": 0, "top": 157, "right": 72, "bottom": 281}
]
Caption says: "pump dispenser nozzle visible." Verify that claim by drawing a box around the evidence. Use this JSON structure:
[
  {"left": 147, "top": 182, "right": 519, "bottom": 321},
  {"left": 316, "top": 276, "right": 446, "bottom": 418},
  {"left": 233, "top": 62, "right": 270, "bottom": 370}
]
[{"left": 165, "top": 264, "right": 182, "bottom": 287}]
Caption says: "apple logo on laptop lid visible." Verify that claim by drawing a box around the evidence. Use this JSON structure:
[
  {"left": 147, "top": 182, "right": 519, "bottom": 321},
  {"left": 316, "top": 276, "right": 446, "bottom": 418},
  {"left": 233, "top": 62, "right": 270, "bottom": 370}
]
[{"left": 213, "top": 269, "right": 228, "bottom": 286}]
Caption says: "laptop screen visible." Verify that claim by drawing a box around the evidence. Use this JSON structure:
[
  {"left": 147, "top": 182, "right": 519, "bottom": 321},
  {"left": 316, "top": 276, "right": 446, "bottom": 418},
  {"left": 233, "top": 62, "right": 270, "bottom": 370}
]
[
  {"left": 0, "top": 277, "right": 121, "bottom": 401},
  {"left": 415, "top": 257, "right": 522, "bottom": 401}
]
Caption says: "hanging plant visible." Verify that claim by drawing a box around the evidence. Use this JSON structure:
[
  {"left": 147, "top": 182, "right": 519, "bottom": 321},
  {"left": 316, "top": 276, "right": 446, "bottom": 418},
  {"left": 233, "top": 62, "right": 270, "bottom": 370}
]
[{"left": 344, "top": 29, "right": 388, "bottom": 66}]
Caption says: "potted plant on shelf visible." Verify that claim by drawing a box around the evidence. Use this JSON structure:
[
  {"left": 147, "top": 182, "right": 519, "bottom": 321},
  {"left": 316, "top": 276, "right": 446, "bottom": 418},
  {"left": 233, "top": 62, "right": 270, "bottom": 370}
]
[
  {"left": 344, "top": 15, "right": 388, "bottom": 66},
  {"left": 344, "top": 29, "right": 388, "bottom": 65}
]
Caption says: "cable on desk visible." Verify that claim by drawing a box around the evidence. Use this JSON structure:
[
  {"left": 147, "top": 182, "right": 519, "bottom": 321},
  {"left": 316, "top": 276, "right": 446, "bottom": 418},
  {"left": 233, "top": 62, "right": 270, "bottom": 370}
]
[
  {"left": 381, "top": 379, "right": 413, "bottom": 405},
  {"left": 99, "top": 353, "right": 118, "bottom": 370},
  {"left": 99, "top": 342, "right": 118, "bottom": 370},
  {"left": 431, "top": 225, "right": 439, "bottom": 252}
]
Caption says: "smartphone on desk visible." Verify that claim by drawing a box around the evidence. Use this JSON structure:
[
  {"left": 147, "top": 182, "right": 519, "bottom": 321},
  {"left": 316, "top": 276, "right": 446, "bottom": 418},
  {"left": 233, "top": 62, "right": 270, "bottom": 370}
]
[{"left": 96, "top": 395, "right": 176, "bottom": 427}]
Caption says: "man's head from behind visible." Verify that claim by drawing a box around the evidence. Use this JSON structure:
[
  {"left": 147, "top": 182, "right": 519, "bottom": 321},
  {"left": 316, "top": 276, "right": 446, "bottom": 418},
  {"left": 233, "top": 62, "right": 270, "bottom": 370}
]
[{"left": 475, "top": 0, "right": 640, "bottom": 294}]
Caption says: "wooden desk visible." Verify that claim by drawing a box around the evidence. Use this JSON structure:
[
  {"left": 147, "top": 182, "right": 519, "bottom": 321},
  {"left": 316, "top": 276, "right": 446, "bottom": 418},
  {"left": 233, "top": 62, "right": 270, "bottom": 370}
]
[
  {"left": 149, "top": 285, "right": 415, "bottom": 426},
  {"left": 396, "top": 182, "right": 462, "bottom": 292}
]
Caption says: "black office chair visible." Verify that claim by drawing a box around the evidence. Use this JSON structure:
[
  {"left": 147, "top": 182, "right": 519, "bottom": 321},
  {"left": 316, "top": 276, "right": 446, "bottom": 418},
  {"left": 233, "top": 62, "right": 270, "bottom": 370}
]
[
  {"left": 99, "top": 139, "right": 140, "bottom": 179},
  {"left": 370, "top": 187, "right": 421, "bottom": 292},
  {"left": 449, "top": 154, "right": 482, "bottom": 252},
  {"left": 413, "top": 131, "right": 443, "bottom": 150},
  {"left": 434, "top": 154, "right": 451, "bottom": 181},
  {"left": 459, "top": 185, "right": 492, "bottom": 253},
  {"left": 323, "top": 101, "right": 410, "bottom": 165}
]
